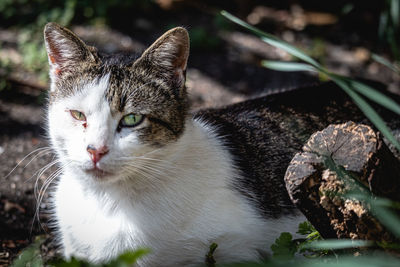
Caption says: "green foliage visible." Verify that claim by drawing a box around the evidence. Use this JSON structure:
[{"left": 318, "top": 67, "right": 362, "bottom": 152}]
[
  {"left": 11, "top": 236, "right": 44, "bottom": 267},
  {"left": 0, "top": 0, "right": 81, "bottom": 80},
  {"left": 205, "top": 243, "right": 218, "bottom": 267},
  {"left": 270, "top": 232, "right": 297, "bottom": 260},
  {"left": 372, "top": 53, "right": 400, "bottom": 75},
  {"left": 11, "top": 236, "right": 149, "bottom": 267},
  {"left": 268, "top": 222, "right": 327, "bottom": 260},
  {"left": 49, "top": 249, "right": 149, "bottom": 267},
  {"left": 296, "top": 221, "right": 316, "bottom": 236},
  {"left": 220, "top": 10, "right": 400, "bottom": 152},
  {"left": 301, "top": 240, "right": 372, "bottom": 251}
]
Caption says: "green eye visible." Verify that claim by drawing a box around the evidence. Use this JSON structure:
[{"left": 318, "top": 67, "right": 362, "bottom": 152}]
[
  {"left": 70, "top": 110, "right": 86, "bottom": 121},
  {"left": 120, "top": 114, "right": 144, "bottom": 127}
]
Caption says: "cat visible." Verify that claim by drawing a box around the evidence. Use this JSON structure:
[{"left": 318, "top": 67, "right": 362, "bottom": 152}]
[{"left": 43, "top": 23, "right": 400, "bottom": 266}]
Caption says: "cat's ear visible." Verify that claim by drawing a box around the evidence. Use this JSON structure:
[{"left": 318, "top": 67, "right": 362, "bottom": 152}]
[
  {"left": 44, "top": 23, "right": 97, "bottom": 89},
  {"left": 138, "top": 27, "right": 189, "bottom": 91}
]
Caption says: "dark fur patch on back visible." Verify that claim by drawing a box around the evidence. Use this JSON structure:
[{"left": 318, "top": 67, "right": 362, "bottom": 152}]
[{"left": 194, "top": 82, "right": 400, "bottom": 218}]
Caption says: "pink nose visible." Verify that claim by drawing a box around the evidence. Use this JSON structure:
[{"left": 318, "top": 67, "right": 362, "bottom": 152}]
[{"left": 87, "top": 145, "right": 109, "bottom": 164}]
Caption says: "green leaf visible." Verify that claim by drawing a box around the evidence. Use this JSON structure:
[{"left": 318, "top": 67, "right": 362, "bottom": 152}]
[
  {"left": 221, "top": 9, "right": 400, "bottom": 152},
  {"left": 297, "top": 221, "right": 316, "bottom": 236},
  {"left": 331, "top": 76, "right": 400, "bottom": 151},
  {"left": 49, "top": 249, "right": 149, "bottom": 267},
  {"left": 301, "top": 239, "right": 372, "bottom": 250},
  {"left": 11, "top": 236, "right": 44, "bottom": 267},
  {"left": 370, "top": 204, "right": 400, "bottom": 238},
  {"left": 391, "top": 0, "right": 400, "bottom": 28},
  {"left": 270, "top": 232, "right": 297, "bottom": 260},
  {"left": 371, "top": 53, "right": 400, "bottom": 75},
  {"left": 205, "top": 243, "right": 218, "bottom": 267},
  {"left": 106, "top": 249, "right": 149, "bottom": 267},
  {"left": 220, "top": 10, "right": 322, "bottom": 68},
  {"left": 49, "top": 257, "right": 87, "bottom": 267},
  {"left": 346, "top": 193, "right": 400, "bottom": 210},
  {"left": 296, "top": 255, "right": 400, "bottom": 267},
  {"left": 344, "top": 193, "right": 400, "bottom": 239},
  {"left": 261, "top": 61, "right": 318, "bottom": 72},
  {"left": 346, "top": 78, "right": 400, "bottom": 115}
]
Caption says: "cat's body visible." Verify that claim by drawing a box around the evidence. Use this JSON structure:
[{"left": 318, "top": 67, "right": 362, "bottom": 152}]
[
  {"left": 43, "top": 24, "right": 400, "bottom": 266},
  {"left": 53, "top": 113, "right": 304, "bottom": 265}
]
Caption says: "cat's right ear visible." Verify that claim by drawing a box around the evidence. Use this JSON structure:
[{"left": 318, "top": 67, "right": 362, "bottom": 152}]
[{"left": 44, "top": 23, "right": 97, "bottom": 90}]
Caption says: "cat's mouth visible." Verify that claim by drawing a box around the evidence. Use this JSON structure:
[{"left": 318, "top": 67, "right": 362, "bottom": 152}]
[{"left": 84, "top": 167, "right": 112, "bottom": 178}]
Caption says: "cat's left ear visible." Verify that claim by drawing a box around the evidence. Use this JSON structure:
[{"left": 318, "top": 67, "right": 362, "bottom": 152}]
[
  {"left": 137, "top": 27, "right": 189, "bottom": 93},
  {"left": 44, "top": 22, "right": 97, "bottom": 90}
]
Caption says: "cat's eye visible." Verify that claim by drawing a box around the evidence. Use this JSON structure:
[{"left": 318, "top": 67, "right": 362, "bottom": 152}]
[
  {"left": 120, "top": 114, "right": 143, "bottom": 128},
  {"left": 70, "top": 110, "right": 86, "bottom": 121}
]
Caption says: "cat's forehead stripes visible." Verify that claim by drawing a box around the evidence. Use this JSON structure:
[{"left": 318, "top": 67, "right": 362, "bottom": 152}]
[
  {"left": 105, "top": 65, "right": 175, "bottom": 113},
  {"left": 104, "top": 66, "right": 187, "bottom": 144}
]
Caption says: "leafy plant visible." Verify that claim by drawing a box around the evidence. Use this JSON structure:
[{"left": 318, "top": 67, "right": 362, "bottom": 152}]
[
  {"left": 270, "top": 232, "right": 297, "bottom": 260},
  {"left": 11, "top": 236, "right": 149, "bottom": 267},
  {"left": 50, "top": 249, "right": 149, "bottom": 267},
  {"left": 11, "top": 236, "right": 44, "bottom": 267},
  {"left": 206, "top": 243, "right": 218, "bottom": 267}
]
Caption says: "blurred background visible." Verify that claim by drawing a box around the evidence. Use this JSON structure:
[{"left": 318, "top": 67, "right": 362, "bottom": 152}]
[{"left": 0, "top": 0, "right": 400, "bottom": 265}]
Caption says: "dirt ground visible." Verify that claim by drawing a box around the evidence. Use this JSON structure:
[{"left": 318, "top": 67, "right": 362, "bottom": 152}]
[{"left": 1, "top": 2, "right": 400, "bottom": 265}]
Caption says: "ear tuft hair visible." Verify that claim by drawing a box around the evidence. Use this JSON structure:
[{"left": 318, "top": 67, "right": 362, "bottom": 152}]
[
  {"left": 44, "top": 22, "right": 96, "bottom": 89},
  {"left": 137, "top": 27, "right": 190, "bottom": 92}
]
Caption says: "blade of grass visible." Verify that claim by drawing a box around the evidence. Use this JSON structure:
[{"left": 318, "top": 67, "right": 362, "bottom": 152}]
[
  {"left": 391, "top": 0, "right": 399, "bottom": 28},
  {"left": 331, "top": 77, "right": 400, "bottom": 151},
  {"left": 371, "top": 53, "right": 400, "bottom": 75},
  {"left": 301, "top": 239, "right": 372, "bottom": 250},
  {"left": 261, "top": 61, "right": 318, "bottom": 72},
  {"left": 222, "top": 9, "right": 400, "bottom": 152},
  {"left": 370, "top": 204, "right": 400, "bottom": 238},
  {"left": 220, "top": 10, "right": 322, "bottom": 68},
  {"left": 346, "top": 193, "right": 400, "bottom": 210},
  {"left": 297, "top": 255, "right": 400, "bottom": 267},
  {"left": 344, "top": 77, "right": 400, "bottom": 115},
  {"left": 224, "top": 10, "right": 400, "bottom": 116},
  {"left": 261, "top": 65, "right": 400, "bottom": 145},
  {"left": 345, "top": 193, "right": 400, "bottom": 238}
]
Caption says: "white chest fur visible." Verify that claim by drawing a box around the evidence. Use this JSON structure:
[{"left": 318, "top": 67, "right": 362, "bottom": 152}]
[{"left": 53, "top": 120, "right": 304, "bottom": 266}]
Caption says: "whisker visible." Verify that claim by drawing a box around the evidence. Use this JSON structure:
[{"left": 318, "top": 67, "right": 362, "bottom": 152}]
[
  {"left": 4, "top": 147, "right": 52, "bottom": 179},
  {"left": 23, "top": 148, "right": 53, "bottom": 170},
  {"left": 121, "top": 159, "right": 178, "bottom": 174},
  {"left": 122, "top": 165, "right": 164, "bottom": 186},
  {"left": 119, "top": 156, "right": 173, "bottom": 165},
  {"left": 33, "top": 159, "right": 62, "bottom": 200},
  {"left": 130, "top": 163, "right": 168, "bottom": 176},
  {"left": 32, "top": 160, "right": 72, "bottom": 233}
]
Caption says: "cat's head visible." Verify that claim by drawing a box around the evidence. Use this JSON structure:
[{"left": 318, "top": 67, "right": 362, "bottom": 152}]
[{"left": 44, "top": 23, "right": 189, "bottom": 182}]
